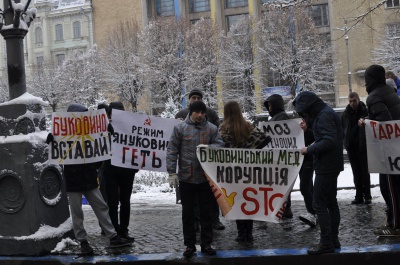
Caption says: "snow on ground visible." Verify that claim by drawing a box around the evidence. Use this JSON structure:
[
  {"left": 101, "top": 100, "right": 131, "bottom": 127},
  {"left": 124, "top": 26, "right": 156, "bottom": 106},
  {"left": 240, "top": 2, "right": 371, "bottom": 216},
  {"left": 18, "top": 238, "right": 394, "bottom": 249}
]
[{"left": 129, "top": 163, "right": 383, "bottom": 205}]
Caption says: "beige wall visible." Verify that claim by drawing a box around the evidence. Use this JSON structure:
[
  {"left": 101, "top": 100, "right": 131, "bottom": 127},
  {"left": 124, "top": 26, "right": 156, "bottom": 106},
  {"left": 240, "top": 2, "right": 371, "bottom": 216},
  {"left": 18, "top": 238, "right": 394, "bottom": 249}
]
[
  {"left": 331, "top": 0, "right": 400, "bottom": 106},
  {"left": 92, "top": 0, "right": 143, "bottom": 48}
]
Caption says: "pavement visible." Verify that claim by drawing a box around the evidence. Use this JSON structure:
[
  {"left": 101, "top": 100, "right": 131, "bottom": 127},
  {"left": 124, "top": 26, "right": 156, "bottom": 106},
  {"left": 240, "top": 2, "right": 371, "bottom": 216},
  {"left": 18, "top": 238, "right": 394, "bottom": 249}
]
[{"left": 1, "top": 197, "right": 400, "bottom": 265}]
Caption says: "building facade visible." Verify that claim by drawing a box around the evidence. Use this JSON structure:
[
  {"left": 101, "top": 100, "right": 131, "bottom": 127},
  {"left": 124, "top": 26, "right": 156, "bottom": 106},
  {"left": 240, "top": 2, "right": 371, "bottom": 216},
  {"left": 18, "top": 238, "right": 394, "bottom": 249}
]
[
  {"left": 331, "top": 0, "right": 400, "bottom": 105},
  {"left": 92, "top": 0, "right": 144, "bottom": 49},
  {"left": 0, "top": 0, "right": 94, "bottom": 80},
  {"left": 142, "top": 0, "right": 332, "bottom": 111}
]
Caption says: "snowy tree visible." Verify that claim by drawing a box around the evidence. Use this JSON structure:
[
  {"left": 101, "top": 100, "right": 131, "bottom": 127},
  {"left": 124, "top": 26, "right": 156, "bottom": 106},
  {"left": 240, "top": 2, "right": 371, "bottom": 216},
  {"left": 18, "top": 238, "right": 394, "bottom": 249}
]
[
  {"left": 87, "top": 92, "right": 108, "bottom": 110},
  {"left": 0, "top": 79, "right": 8, "bottom": 103},
  {"left": 58, "top": 46, "right": 103, "bottom": 107},
  {"left": 100, "top": 20, "right": 144, "bottom": 111},
  {"left": 256, "top": 4, "right": 335, "bottom": 98},
  {"left": 139, "top": 17, "right": 190, "bottom": 109},
  {"left": 372, "top": 24, "right": 400, "bottom": 71},
  {"left": 182, "top": 18, "right": 222, "bottom": 109},
  {"left": 28, "top": 61, "right": 64, "bottom": 111},
  {"left": 160, "top": 97, "right": 179, "bottom": 118},
  {"left": 218, "top": 15, "right": 259, "bottom": 116}
]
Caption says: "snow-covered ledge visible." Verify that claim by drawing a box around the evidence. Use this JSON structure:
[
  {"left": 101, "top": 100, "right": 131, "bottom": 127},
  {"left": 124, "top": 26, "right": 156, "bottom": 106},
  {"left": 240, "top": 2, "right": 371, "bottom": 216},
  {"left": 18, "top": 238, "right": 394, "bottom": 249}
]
[{"left": 0, "top": 92, "right": 49, "bottom": 107}]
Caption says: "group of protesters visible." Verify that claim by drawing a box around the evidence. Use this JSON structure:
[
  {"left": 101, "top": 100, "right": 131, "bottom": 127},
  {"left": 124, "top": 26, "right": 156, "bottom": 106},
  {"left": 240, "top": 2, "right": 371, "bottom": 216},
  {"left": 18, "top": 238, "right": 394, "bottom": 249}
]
[
  {"left": 166, "top": 64, "right": 400, "bottom": 257},
  {"left": 47, "top": 63, "right": 400, "bottom": 257}
]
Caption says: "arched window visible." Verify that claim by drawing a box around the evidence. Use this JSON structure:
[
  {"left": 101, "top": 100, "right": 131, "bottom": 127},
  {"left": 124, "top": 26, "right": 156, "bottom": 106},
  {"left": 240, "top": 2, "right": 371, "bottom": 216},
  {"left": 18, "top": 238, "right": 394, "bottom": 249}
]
[
  {"left": 73, "top": 21, "right": 81, "bottom": 38},
  {"left": 35, "top": 27, "right": 43, "bottom": 44},
  {"left": 55, "top": 24, "right": 64, "bottom": 41}
]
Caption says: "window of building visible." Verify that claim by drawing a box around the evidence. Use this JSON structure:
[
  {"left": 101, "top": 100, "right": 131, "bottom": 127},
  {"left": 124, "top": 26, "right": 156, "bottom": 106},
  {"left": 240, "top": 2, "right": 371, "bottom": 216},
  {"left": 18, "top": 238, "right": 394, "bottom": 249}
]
[
  {"left": 189, "top": 0, "right": 210, "bottom": 13},
  {"left": 55, "top": 24, "right": 64, "bottom": 41},
  {"left": 387, "top": 24, "right": 400, "bottom": 37},
  {"left": 309, "top": 4, "right": 329, "bottom": 27},
  {"left": 260, "top": 0, "right": 274, "bottom": 4},
  {"left": 36, "top": 56, "right": 44, "bottom": 65},
  {"left": 35, "top": 27, "right": 43, "bottom": 44},
  {"left": 56, "top": 54, "right": 65, "bottom": 65},
  {"left": 226, "top": 14, "right": 247, "bottom": 31},
  {"left": 73, "top": 21, "right": 81, "bottom": 38},
  {"left": 386, "top": 0, "right": 400, "bottom": 8},
  {"left": 226, "top": 0, "right": 248, "bottom": 8},
  {"left": 156, "top": 0, "right": 174, "bottom": 16}
]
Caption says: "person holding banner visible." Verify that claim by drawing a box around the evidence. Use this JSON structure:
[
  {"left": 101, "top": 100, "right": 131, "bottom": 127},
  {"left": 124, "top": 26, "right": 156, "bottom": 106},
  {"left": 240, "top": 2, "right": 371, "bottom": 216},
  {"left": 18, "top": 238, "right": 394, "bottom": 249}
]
[
  {"left": 294, "top": 91, "right": 343, "bottom": 255},
  {"left": 219, "top": 101, "right": 272, "bottom": 243},
  {"left": 264, "top": 94, "right": 293, "bottom": 218},
  {"left": 102, "top": 101, "right": 138, "bottom": 242},
  {"left": 360, "top": 64, "right": 400, "bottom": 236},
  {"left": 46, "top": 103, "right": 131, "bottom": 255},
  {"left": 341, "top": 92, "right": 371, "bottom": 205},
  {"left": 175, "top": 89, "right": 225, "bottom": 231},
  {"left": 167, "top": 100, "right": 224, "bottom": 258}
]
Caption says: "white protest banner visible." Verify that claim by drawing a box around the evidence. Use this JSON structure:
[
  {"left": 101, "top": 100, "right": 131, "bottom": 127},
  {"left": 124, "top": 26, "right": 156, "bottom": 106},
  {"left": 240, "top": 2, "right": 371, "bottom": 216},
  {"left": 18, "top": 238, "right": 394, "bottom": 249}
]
[
  {"left": 197, "top": 146, "right": 303, "bottom": 223},
  {"left": 259, "top": 118, "right": 304, "bottom": 149},
  {"left": 111, "top": 109, "right": 181, "bottom": 172},
  {"left": 48, "top": 109, "right": 111, "bottom": 164},
  {"left": 365, "top": 119, "right": 400, "bottom": 174}
]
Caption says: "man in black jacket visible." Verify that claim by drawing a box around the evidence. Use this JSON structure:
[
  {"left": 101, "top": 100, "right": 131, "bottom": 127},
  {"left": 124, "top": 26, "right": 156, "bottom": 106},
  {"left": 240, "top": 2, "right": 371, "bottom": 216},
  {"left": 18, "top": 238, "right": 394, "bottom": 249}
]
[
  {"left": 360, "top": 64, "right": 400, "bottom": 236},
  {"left": 341, "top": 92, "right": 371, "bottom": 205},
  {"left": 295, "top": 91, "right": 343, "bottom": 255},
  {"left": 264, "top": 94, "right": 293, "bottom": 218},
  {"left": 103, "top": 101, "right": 138, "bottom": 242}
]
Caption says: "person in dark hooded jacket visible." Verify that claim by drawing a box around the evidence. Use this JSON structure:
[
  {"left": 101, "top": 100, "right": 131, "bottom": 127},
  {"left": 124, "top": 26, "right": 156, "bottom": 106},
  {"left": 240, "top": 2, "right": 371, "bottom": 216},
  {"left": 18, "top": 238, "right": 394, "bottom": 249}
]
[
  {"left": 294, "top": 91, "right": 343, "bottom": 255},
  {"left": 47, "top": 103, "right": 131, "bottom": 255},
  {"left": 361, "top": 64, "right": 400, "bottom": 236},
  {"left": 264, "top": 94, "right": 293, "bottom": 218},
  {"left": 102, "top": 101, "right": 138, "bottom": 242},
  {"left": 341, "top": 92, "right": 371, "bottom": 205}
]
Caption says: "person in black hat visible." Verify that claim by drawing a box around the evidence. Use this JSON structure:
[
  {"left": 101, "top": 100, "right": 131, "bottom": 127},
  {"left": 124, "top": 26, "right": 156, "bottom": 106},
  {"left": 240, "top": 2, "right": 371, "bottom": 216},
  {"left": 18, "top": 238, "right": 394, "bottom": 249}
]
[
  {"left": 175, "top": 89, "right": 220, "bottom": 127},
  {"left": 360, "top": 64, "right": 400, "bottom": 236},
  {"left": 102, "top": 101, "right": 138, "bottom": 242},
  {"left": 264, "top": 94, "right": 293, "bottom": 219},
  {"left": 174, "top": 89, "right": 225, "bottom": 231},
  {"left": 167, "top": 100, "right": 224, "bottom": 257},
  {"left": 294, "top": 91, "right": 343, "bottom": 255},
  {"left": 46, "top": 103, "right": 131, "bottom": 255}
]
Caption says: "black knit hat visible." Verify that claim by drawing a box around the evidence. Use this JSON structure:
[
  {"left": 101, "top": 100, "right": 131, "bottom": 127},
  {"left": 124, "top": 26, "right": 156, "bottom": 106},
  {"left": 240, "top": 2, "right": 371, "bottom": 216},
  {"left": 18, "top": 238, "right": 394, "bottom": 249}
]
[
  {"left": 188, "top": 89, "right": 203, "bottom": 99},
  {"left": 189, "top": 100, "right": 207, "bottom": 115},
  {"left": 107, "top": 101, "right": 124, "bottom": 117}
]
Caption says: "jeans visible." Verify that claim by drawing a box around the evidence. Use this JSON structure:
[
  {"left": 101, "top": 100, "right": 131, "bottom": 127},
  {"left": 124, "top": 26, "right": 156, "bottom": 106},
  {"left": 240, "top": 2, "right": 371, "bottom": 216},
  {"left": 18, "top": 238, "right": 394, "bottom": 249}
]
[
  {"left": 179, "top": 181, "right": 214, "bottom": 247},
  {"left": 313, "top": 172, "right": 340, "bottom": 246}
]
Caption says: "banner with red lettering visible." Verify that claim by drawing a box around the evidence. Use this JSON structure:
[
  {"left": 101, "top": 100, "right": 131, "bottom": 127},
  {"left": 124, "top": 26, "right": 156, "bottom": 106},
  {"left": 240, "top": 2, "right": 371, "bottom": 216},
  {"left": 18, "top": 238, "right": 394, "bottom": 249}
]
[
  {"left": 365, "top": 119, "right": 400, "bottom": 174},
  {"left": 197, "top": 146, "right": 303, "bottom": 223},
  {"left": 258, "top": 118, "right": 305, "bottom": 149},
  {"left": 48, "top": 109, "right": 111, "bottom": 164},
  {"left": 111, "top": 109, "right": 181, "bottom": 172}
]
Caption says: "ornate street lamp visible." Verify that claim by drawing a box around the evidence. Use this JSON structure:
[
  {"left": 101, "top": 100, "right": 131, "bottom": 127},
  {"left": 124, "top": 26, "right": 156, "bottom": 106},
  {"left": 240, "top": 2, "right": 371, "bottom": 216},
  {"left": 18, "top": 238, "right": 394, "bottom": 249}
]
[{"left": 0, "top": 0, "right": 72, "bottom": 256}]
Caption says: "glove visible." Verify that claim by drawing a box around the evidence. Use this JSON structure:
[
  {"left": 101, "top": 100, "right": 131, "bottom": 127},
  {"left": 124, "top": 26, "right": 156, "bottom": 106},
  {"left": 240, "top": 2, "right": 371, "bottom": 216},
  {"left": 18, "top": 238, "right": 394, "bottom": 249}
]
[
  {"left": 107, "top": 123, "right": 114, "bottom": 134},
  {"left": 46, "top": 133, "right": 54, "bottom": 144},
  {"left": 168, "top": 173, "right": 177, "bottom": 188}
]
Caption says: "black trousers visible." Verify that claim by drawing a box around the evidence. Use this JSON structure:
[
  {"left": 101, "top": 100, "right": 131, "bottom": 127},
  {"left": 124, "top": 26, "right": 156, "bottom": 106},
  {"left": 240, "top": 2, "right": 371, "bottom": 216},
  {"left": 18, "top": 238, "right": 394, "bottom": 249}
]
[
  {"left": 380, "top": 174, "right": 400, "bottom": 228},
  {"left": 104, "top": 166, "right": 136, "bottom": 233},
  {"left": 299, "top": 165, "right": 315, "bottom": 215},
  {"left": 179, "top": 181, "right": 214, "bottom": 247},
  {"left": 347, "top": 148, "right": 371, "bottom": 200},
  {"left": 313, "top": 172, "right": 340, "bottom": 246}
]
